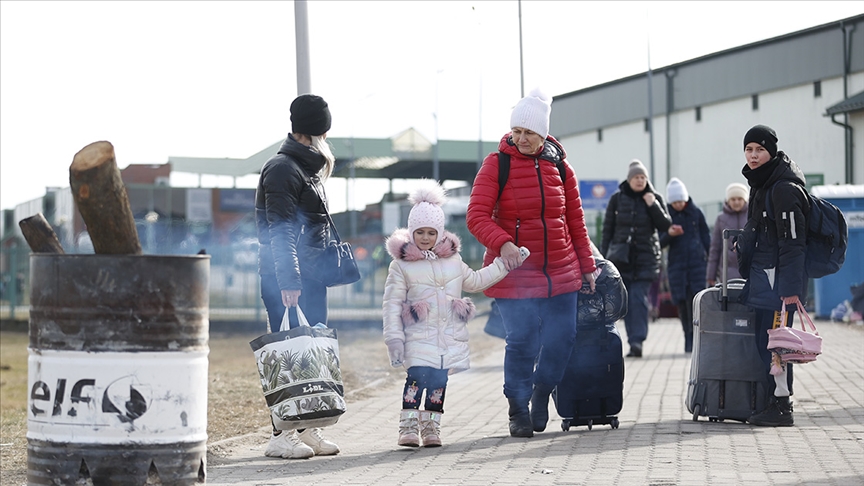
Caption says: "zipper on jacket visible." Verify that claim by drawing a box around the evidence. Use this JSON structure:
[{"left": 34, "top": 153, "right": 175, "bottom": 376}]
[{"left": 534, "top": 158, "right": 553, "bottom": 297}]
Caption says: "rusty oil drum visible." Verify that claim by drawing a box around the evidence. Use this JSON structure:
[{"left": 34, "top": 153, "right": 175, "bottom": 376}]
[{"left": 27, "top": 254, "right": 209, "bottom": 485}]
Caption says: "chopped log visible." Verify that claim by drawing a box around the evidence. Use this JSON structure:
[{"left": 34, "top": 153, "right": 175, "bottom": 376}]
[
  {"left": 18, "top": 213, "right": 65, "bottom": 254},
  {"left": 69, "top": 141, "right": 142, "bottom": 255}
]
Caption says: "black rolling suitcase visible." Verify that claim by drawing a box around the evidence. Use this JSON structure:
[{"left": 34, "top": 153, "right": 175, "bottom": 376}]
[
  {"left": 686, "top": 229, "right": 769, "bottom": 422},
  {"left": 553, "top": 258, "right": 627, "bottom": 431},
  {"left": 553, "top": 323, "right": 624, "bottom": 430}
]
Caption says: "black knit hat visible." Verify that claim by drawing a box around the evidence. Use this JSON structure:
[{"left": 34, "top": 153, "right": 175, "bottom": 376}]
[
  {"left": 290, "top": 94, "right": 332, "bottom": 136},
  {"left": 743, "top": 124, "right": 778, "bottom": 158}
]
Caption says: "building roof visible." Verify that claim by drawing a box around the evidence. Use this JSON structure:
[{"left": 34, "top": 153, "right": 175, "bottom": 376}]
[
  {"left": 167, "top": 156, "right": 250, "bottom": 177},
  {"left": 825, "top": 90, "right": 864, "bottom": 115},
  {"left": 550, "top": 14, "right": 864, "bottom": 138},
  {"left": 168, "top": 128, "right": 498, "bottom": 183}
]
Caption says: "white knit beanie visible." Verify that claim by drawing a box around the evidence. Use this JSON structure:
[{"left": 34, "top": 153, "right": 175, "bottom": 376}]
[
  {"left": 725, "top": 182, "right": 749, "bottom": 202},
  {"left": 666, "top": 177, "right": 689, "bottom": 203},
  {"left": 510, "top": 87, "right": 552, "bottom": 138},
  {"left": 407, "top": 179, "right": 447, "bottom": 237}
]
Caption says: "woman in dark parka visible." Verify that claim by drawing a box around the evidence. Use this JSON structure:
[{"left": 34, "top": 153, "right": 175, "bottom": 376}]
[
  {"left": 601, "top": 159, "right": 673, "bottom": 358},
  {"left": 659, "top": 177, "right": 710, "bottom": 353}
]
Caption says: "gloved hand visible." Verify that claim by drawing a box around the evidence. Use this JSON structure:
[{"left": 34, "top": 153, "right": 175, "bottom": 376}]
[{"left": 386, "top": 340, "right": 404, "bottom": 367}]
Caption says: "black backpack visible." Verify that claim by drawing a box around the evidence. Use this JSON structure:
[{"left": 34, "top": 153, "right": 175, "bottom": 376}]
[
  {"left": 495, "top": 151, "right": 567, "bottom": 200},
  {"left": 765, "top": 182, "right": 848, "bottom": 278}
]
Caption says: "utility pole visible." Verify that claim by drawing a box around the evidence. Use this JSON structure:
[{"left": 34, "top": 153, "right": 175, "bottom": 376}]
[
  {"left": 433, "top": 69, "right": 443, "bottom": 182},
  {"left": 518, "top": 0, "right": 524, "bottom": 98},
  {"left": 295, "top": 0, "right": 311, "bottom": 95},
  {"left": 645, "top": 10, "right": 656, "bottom": 183}
]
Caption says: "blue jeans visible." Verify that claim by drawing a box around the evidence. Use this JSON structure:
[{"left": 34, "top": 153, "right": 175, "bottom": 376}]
[
  {"left": 496, "top": 292, "right": 579, "bottom": 400},
  {"left": 402, "top": 366, "right": 449, "bottom": 412},
  {"left": 623, "top": 279, "right": 651, "bottom": 347},
  {"left": 260, "top": 273, "right": 328, "bottom": 331}
]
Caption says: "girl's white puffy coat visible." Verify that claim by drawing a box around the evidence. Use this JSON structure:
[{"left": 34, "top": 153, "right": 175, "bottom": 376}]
[{"left": 383, "top": 229, "right": 508, "bottom": 374}]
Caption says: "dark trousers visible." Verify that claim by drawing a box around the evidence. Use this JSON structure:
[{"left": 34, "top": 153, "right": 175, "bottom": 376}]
[
  {"left": 402, "top": 366, "right": 449, "bottom": 412},
  {"left": 622, "top": 279, "right": 651, "bottom": 347},
  {"left": 496, "top": 292, "right": 579, "bottom": 400},
  {"left": 676, "top": 287, "right": 698, "bottom": 337},
  {"left": 755, "top": 307, "right": 794, "bottom": 397},
  {"left": 260, "top": 273, "right": 328, "bottom": 331}
]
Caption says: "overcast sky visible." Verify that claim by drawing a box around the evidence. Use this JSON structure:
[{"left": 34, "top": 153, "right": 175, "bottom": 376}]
[{"left": 1, "top": 1, "right": 861, "bottom": 213}]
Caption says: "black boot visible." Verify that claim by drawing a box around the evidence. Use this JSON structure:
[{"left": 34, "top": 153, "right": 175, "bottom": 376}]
[
  {"left": 626, "top": 344, "right": 642, "bottom": 358},
  {"left": 684, "top": 332, "right": 693, "bottom": 353},
  {"left": 507, "top": 398, "right": 533, "bottom": 437},
  {"left": 529, "top": 384, "right": 554, "bottom": 432},
  {"left": 748, "top": 396, "right": 794, "bottom": 427}
]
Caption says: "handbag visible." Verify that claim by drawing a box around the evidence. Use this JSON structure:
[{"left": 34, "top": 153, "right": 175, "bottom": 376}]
[
  {"left": 767, "top": 301, "right": 822, "bottom": 364},
  {"left": 605, "top": 241, "right": 630, "bottom": 265},
  {"left": 249, "top": 305, "right": 346, "bottom": 430},
  {"left": 316, "top": 211, "right": 361, "bottom": 287},
  {"left": 305, "top": 177, "right": 361, "bottom": 288}
]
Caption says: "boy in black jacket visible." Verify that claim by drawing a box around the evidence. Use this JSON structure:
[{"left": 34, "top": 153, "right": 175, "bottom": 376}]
[{"left": 737, "top": 124, "right": 809, "bottom": 427}]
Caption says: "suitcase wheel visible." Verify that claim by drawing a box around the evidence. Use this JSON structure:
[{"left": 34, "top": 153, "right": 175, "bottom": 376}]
[
  {"left": 611, "top": 417, "right": 620, "bottom": 429},
  {"left": 692, "top": 404, "right": 701, "bottom": 422},
  {"left": 561, "top": 419, "right": 571, "bottom": 431}
]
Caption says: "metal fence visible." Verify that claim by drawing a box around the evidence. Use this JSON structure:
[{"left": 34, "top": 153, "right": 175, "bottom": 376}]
[
  {"left": 0, "top": 240, "right": 467, "bottom": 323},
  {"left": 1, "top": 202, "right": 727, "bottom": 323}
]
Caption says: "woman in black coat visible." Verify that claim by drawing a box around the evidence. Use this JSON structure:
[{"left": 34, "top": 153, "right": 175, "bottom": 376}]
[
  {"left": 601, "top": 159, "right": 672, "bottom": 357},
  {"left": 255, "top": 94, "right": 341, "bottom": 459}
]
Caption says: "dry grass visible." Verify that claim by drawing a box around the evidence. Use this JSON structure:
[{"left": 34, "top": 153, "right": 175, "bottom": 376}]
[
  {"left": 0, "top": 328, "right": 395, "bottom": 484},
  {"left": 0, "top": 322, "right": 500, "bottom": 484},
  {"left": 1, "top": 332, "right": 29, "bottom": 486}
]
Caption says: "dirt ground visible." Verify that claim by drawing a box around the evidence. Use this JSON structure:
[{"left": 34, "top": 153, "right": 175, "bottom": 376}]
[{"left": 0, "top": 316, "right": 503, "bottom": 485}]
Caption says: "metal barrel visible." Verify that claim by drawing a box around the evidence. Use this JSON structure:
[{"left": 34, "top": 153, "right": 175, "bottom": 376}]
[{"left": 27, "top": 254, "right": 210, "bottom": 485}]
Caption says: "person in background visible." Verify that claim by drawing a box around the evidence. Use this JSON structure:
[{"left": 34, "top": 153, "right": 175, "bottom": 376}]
[
  {"left": 467, "top": 88, "right": 596, "bottom": 438},
  {"left": 659, "top": 178, "right": 710, "bottom": 353},
  {"left": 255, "top": 94, "right": 341, "bottom": 459},
  {"left": 707, "top": 182, "right": 749, "bottom": 286},
  {"left": 383, "top": 180, "right": 520, "bottom": 448},
  {"left": 736, "top": 124, "right": 808, "bottom": 427},
  {"left": 601, "top": 160, "right": 673, "bottom": 358}
]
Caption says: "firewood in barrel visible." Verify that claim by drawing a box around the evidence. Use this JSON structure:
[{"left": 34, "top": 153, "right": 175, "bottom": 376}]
[
  {"left": 18, "top": 213, "right": 65, "bottom": 254},
  {"left": 69, "top": 141, "right": 142, "bottom": 255}
]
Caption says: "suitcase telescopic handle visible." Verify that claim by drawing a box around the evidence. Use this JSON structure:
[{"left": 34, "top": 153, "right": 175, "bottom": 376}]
[{"left": 721, "top": 229, "right": 743, "bottom": 311}]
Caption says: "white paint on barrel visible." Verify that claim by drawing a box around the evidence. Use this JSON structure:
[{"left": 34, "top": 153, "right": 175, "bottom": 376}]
[{"left": 27, "top": 349, "right": 208, "bottom": 444}]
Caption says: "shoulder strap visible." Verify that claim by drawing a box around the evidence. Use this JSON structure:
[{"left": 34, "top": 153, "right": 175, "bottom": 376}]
[
  {"left": 764, "top": 181, "right": 809, "bottom": 221},
  {"left": 555, "top": 160, "right": 567, "bottom": 186},
  {"left": 289, "top": 160, "right": 340, "bottom": 243},
  {"left": 497, "top": 152, "right": 510, "bottom": 201},
  {"left": 496, "top": 151, "right": 568, "bottom": 202}
]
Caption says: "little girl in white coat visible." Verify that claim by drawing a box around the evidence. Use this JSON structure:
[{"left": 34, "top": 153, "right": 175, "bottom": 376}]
[{"left": 383, "top": 180, "right": 525, "bottom": 448}]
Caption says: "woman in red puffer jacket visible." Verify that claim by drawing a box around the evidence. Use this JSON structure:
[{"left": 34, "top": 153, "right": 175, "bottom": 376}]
[{"left": 466, "top": 88, "right": 596, "bottom": 438}]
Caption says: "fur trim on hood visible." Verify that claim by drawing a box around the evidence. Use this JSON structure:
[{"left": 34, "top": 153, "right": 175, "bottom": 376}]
[{"left": 385, "top": 228, "right": 461, "bottom": 261}]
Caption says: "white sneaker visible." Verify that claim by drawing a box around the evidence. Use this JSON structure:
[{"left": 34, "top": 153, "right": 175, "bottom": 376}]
[
  {"left": 298, "top": 428, "right": 340, "bottom": 455},
  {"left": 265, "top": 430, "right": 314, "bottom": 459}
]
